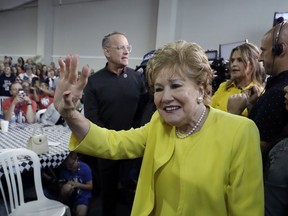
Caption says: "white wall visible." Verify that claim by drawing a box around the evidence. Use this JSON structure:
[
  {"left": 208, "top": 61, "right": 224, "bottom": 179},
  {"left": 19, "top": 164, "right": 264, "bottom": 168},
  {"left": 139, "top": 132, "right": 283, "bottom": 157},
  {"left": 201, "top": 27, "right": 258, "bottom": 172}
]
[
  {"left": 0, "top": 0, "right": 287, "bottom": 71},
  {"left": 0, "top": 6, "right": 37, "bottom": 57},
  {"left": 175, "top": 0, "right": 288, "bottom": 51},
  {"left": 52, "top": 0, "right": 158, "bottom": 70}
]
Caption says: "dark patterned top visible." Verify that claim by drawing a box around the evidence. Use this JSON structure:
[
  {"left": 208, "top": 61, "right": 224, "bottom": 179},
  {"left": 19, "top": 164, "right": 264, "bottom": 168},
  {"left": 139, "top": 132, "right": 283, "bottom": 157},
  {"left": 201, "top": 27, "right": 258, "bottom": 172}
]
[{"left": 249, "top": 71, "right": 288, "bottom": 143}]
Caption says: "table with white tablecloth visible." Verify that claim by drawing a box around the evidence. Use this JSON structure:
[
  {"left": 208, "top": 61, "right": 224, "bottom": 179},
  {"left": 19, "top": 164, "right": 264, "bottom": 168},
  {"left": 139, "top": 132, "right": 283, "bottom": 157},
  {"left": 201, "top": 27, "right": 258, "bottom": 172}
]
[{"left": 0, "top": 123, "right": 71, "bottom": 173}]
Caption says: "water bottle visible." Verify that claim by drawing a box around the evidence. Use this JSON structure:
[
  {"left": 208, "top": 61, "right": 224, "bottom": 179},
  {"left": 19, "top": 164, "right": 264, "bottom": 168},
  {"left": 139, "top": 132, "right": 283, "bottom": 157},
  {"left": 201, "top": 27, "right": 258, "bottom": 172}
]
[
  {"left": 10, "top": 112, "right": 17, "bottom": 123},
  {"left": 18, "top": 111, "right": 23, "bottom": 123}
]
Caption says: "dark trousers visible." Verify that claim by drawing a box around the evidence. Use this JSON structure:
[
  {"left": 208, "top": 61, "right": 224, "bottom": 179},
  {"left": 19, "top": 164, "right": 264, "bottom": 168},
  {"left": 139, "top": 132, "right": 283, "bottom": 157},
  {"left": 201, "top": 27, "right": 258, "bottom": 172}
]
[{"left": 98, "top": 158, "right": 136, "bottom": 216}]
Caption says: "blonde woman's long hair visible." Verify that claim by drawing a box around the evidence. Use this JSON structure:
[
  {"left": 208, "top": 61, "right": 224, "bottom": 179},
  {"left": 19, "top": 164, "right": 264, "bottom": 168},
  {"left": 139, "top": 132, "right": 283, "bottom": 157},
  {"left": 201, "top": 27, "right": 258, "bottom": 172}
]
[{"left": 226, "top": 42, "right": 264, "bottom": 89}]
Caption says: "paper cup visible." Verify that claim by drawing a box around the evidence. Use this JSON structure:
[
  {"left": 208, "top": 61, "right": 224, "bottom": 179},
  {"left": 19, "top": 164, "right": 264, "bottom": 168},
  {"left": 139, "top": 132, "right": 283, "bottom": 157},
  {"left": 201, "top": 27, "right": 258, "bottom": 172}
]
[{"left": 1, "top": 120, "right": 9, "bottom": 133}]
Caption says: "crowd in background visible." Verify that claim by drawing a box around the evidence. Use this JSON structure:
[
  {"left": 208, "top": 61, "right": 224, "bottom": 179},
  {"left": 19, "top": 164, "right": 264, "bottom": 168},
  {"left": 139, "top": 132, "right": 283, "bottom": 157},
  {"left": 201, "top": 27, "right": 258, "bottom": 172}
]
[{"left": 0, "top": 56, "right": 58, "bottom": 107}]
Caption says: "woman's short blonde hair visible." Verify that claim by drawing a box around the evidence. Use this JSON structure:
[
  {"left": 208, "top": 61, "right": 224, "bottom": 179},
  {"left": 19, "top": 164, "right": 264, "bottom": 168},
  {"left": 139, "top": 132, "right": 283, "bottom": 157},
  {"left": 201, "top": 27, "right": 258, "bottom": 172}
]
[{"left": 146, "top": 40, "right": 213, "bottom": 105}]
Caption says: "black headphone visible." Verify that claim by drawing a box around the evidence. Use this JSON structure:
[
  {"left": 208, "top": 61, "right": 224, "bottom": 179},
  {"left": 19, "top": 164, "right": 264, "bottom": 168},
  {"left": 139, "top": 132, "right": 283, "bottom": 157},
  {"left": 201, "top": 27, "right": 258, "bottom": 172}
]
[{"left": 272, "top": 21, "right": 285, "bottom": 56}]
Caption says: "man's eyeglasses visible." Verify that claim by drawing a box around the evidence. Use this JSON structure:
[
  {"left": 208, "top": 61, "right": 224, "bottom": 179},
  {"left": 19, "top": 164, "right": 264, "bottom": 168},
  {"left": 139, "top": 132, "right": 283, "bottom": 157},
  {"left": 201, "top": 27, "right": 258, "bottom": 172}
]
[{"left": 107, "top": 45, "right": 132, "bottom": 53}]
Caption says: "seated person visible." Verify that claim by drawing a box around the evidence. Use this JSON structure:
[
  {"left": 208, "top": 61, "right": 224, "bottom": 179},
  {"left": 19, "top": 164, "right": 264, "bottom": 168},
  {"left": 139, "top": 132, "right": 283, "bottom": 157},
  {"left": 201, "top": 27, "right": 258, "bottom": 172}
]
[
  {"left": 41, "top": 101, "right": 82, "bottom": 126},
  {"left": 0, "top": 66, "right": 16, "bottom": 96},
  {"left": 21, "top": 80, "right": 34, "bottom": 100},
  {"left": 2, "top": 82, "right": 37, "bottom": 123},
  {"left": 32, "top": 82, "right": 54, "bottom": 109},
  {"left": 41, "top": 103, "right": 65, "bottom": 126},
  {"left": 43, "top": 152, "right": 93, "bottom": 216},
  {"left": 47, "top": 69, "right": 58, "bottom": 91},
  {"left": 17, "top": 64, "right": 37, "bottom": 84}
]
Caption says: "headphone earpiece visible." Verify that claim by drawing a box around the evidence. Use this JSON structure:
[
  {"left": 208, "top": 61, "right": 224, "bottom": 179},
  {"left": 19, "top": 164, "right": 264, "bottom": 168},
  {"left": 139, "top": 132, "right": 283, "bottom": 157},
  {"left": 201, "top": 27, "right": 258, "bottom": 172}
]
[
  {"left": 272, "top": 22, "right": 285, "bottom": 56},
  {"left": 272, "top": 43, "right": 283, "bottom": 56}
]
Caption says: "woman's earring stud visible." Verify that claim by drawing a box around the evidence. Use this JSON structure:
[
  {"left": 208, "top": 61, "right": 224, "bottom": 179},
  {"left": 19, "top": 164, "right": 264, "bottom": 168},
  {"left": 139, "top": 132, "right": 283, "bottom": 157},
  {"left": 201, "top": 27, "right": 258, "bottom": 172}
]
[{"left": 197, "top": 96, "right": 203, "bottom": 104}]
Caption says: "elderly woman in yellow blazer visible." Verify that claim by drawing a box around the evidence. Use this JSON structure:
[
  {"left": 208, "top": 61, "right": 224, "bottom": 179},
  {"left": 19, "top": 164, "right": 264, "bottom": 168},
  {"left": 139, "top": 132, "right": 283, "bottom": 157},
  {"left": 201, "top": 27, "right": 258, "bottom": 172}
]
[
  {"left": 211, "top": 42, "right": 265, "bottom": 116},
  {"left": 54, "top": 41, "right": 264, "bottom": 216}
]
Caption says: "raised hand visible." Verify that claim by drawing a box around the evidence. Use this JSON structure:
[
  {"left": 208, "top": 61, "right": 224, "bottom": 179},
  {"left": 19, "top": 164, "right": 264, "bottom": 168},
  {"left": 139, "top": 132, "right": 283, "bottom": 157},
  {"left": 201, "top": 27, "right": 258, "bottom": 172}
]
[
  {"left": 227, "top": 84, "right": 263, "bottom": 115},
  {"left": 227, "top": 93, "right": 248, "bottom": 115},
  {"left": 12, "top": 94, "right": 23, "bottom": 105},
  {"left": 246, "top": 85, "right": 262, "bottom": 106},
  {"left": 54, "top": 55, "right": 90, "bottom": 117}
]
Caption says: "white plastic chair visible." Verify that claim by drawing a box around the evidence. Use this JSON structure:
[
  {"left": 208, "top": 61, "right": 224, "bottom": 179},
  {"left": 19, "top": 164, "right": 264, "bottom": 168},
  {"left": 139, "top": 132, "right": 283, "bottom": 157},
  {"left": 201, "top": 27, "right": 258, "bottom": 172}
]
[
  {"left": 36, "top": 109, "right": 47, "bottom": 123},
  {"left": 0, "top": 148, "right": 71, "bottom": 216}
]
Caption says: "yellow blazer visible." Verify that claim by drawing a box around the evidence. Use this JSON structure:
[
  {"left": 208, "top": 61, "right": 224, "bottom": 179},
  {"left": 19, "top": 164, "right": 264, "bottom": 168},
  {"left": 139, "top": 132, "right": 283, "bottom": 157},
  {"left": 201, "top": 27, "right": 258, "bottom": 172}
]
[{"left": 69, "top": 107, "right": 264, "bottom": 216}]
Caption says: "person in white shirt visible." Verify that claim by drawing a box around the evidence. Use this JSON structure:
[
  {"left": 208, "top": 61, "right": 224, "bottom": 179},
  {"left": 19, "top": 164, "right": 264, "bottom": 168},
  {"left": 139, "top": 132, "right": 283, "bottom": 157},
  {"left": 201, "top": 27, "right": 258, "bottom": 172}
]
[{"left": 18, "top": 65, "right": 37, "bottom": 84}]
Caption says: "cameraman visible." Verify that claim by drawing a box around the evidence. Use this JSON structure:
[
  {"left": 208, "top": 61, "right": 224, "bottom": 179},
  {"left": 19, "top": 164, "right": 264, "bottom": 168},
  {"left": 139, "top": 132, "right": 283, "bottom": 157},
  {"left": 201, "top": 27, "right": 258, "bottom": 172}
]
[{"left": 2, "top": 82, "right": 37, "bottom": 123}]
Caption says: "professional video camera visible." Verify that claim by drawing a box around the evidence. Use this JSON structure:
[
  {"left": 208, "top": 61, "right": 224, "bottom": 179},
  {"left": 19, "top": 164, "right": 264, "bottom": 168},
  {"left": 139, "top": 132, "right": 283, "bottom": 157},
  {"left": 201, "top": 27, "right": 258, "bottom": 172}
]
[{"left": 210, "top": 58, "right": 229, "bottom": 93}]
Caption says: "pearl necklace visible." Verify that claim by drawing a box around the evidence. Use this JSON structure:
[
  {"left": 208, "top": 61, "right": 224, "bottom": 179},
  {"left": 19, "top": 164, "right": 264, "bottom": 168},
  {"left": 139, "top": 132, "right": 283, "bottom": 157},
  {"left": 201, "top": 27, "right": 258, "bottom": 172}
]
[{"left": 176, "top": 107, "right": 206, "bottom": 139}]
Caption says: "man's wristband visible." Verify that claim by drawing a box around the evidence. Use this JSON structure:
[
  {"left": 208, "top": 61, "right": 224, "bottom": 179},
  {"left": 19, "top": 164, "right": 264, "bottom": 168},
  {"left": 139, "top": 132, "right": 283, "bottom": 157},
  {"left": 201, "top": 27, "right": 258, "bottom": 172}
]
[{"left": 27, "top": 103, "right": 32, "bottom": 106}]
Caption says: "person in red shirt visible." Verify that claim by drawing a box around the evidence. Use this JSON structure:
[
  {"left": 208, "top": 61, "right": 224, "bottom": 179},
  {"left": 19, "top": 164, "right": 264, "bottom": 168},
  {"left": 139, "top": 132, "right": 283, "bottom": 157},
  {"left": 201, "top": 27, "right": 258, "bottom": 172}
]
[
  {"left": 32, "top": 82, "right": 54, "bottom": 109},
  {"left": 22, "top": 80, "right": 34, "bottom": 100},
  {"left": 2, "top": 82, "right": 37, "bottom": 123}
]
